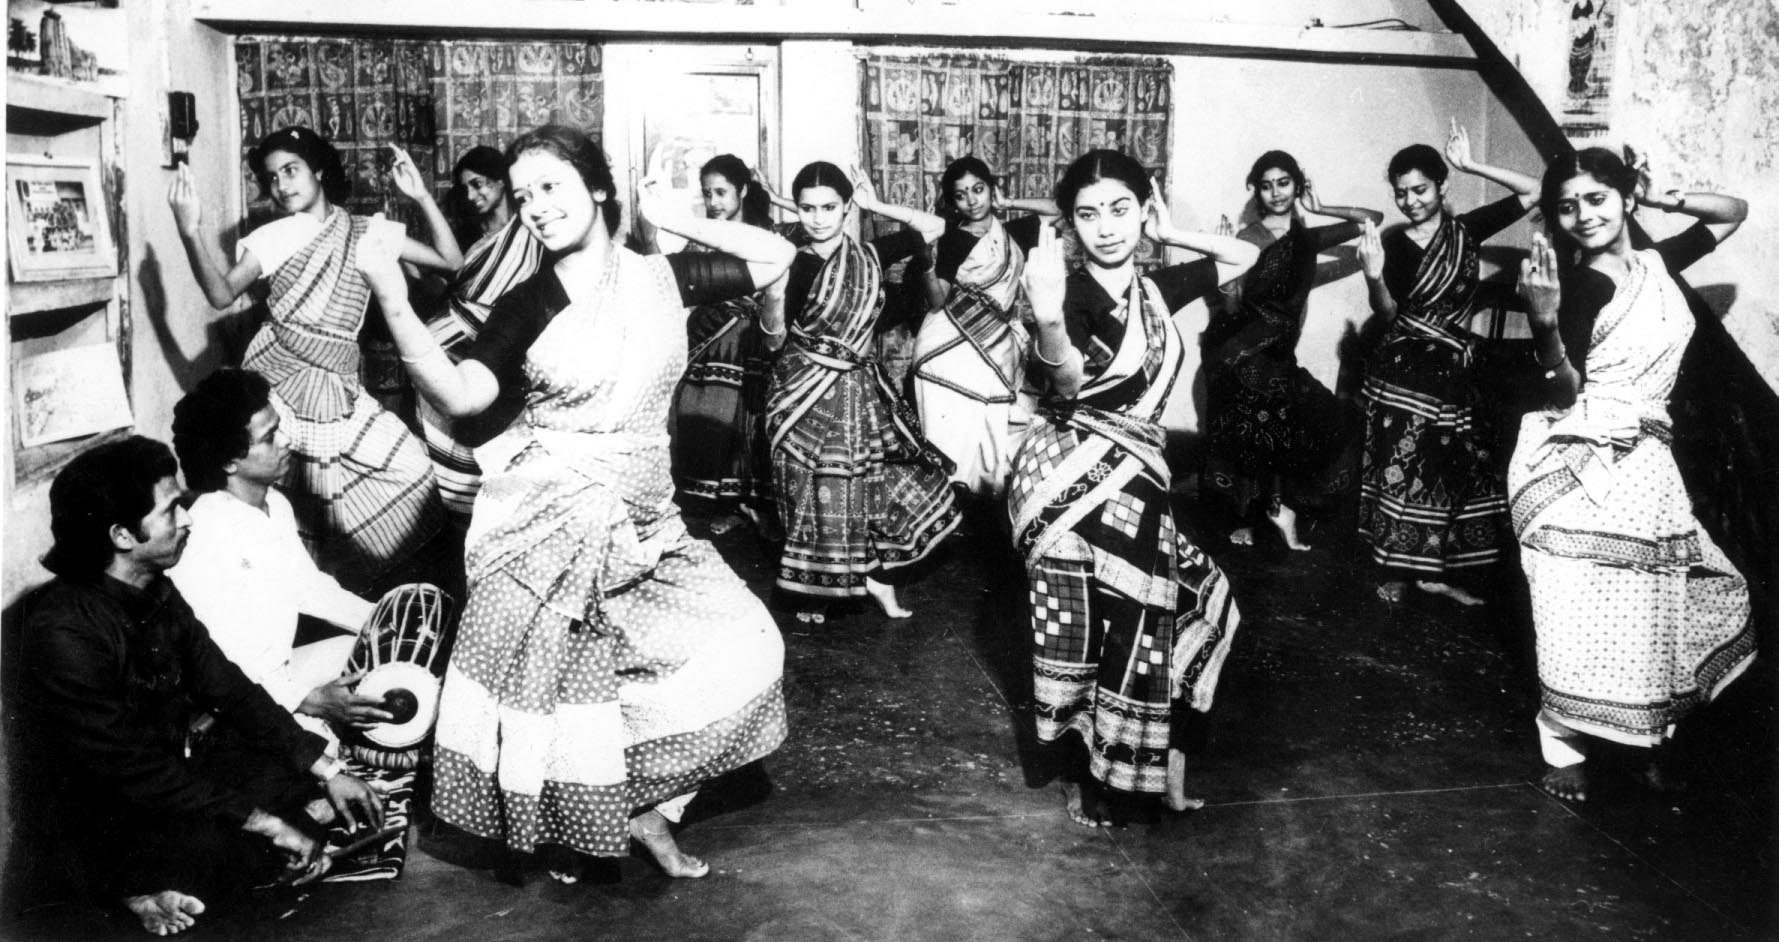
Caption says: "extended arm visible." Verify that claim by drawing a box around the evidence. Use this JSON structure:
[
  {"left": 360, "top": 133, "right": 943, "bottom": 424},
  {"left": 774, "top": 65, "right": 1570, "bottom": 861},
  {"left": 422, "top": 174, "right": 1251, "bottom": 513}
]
[
  {"left": 167, "top": 163, "right": 261, "bottom": 309},
  {"left": 1021, "top": 227, "right": 1083, "bottom": 399},
  {"left": 853, "top": 168, "right": 948, "bottom": 244},
  {"left": 387, "top": 145, "right": 463, "bottom": 271},
  {"left": 1145, "top": 197, "right": 1258, "bottom": 286},
  {"left": 1517, "top": 230, "right": 1580, "bottom": 408},
  {"left": 359, "top": 226, "right": 502, "bottom": 418},
  {"left": 1643, "top": 189, "right": 1747, "bottom": 245},
  {"left": 638, "top": 178, "right": 795, "bottom": 288},
  {"left": 1447, "top": 119, "right": 1539, "bottom": 210}
]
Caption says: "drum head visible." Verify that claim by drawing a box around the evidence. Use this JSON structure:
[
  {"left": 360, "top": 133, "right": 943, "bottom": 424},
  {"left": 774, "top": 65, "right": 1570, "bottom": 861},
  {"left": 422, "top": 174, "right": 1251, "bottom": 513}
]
[{"left": 355, "top": 662, "right": 441, "bottom": 749}]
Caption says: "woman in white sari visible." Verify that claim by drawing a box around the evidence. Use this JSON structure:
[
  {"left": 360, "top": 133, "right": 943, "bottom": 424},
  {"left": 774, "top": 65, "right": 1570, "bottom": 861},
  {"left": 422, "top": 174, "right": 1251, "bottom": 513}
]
[{"left": 1512, "top": 146, "right": 1753, "bottom": 802}]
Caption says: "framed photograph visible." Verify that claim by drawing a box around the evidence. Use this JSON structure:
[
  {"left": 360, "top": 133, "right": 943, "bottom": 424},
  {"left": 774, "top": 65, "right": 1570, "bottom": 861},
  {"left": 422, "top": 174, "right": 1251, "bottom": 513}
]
[{"left": 6, "top": 153, "right": 116, "bottom": 282}]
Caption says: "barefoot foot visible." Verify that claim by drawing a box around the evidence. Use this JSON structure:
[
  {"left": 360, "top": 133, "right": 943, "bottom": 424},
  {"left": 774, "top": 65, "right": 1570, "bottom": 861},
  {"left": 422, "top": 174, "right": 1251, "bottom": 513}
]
[
  {"left": 1165, "top": 748, "right": 1206, "bottom": 812},
  {"left": 1229, "top": 527, "right": 1256, "bottom": 547},
  {"left": 1376, "top": 581, "right": 1408, "bottom": 604},
  {"left": 737, "top": 504, "right": 784, "bottom": 542},
  {"left": 629, "top": 811, "right": 710, "bottom": 878},
  {"left": 1264, "top": 504, "right": 1311, "bottom": 551},
  {"left": 124, "top": 890, "right": 206, "bottom": 936},
  {"left": 794, "top": 609, "right": 827, "bottom": 626},
  {"left": 864, "top": 577, "right": 912, "bottom": 619},
  {"left": 1060, "top": 781, "right": 1107, "bottom": 828},
  {"left": 1415, "top": 580, "right": 1486, "bottom": 606},
  {"left": 1539, "top": 764, "right": 1588, "bottom": 802},
  {"left": 706, "top": 514, "right": 744, "bottom": 536}
]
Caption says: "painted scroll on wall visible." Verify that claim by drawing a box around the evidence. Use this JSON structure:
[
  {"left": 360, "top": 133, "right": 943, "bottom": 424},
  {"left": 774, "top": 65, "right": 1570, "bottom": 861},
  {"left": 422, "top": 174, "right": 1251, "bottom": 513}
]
[{"left": 1561, "top": 0, "right": 1615, "bottom": 140}]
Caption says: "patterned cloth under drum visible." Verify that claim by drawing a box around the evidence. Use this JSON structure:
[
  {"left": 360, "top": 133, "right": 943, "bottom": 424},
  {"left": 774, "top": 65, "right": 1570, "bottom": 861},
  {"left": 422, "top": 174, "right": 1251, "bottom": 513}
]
[
  {"left": 1508, "top": 240, "right": 1753, "bottom": 748},
  {"left": 244, "top": 208, "right": 443, "bottom": 578},
  {"left": 768, "top": 235, "right": 961, "bottom": 600},
  {"left": 431, "top": 249, "right": 787, "bottom": 858},
  {"left": 911, "top": 215, "right": 1040, "bottom": 498},
  {"left": 1201, "top": 220, "right": 1359, "bottom": 521},
  {"left": 1008, "top": 262, "right": 1240, "bottom": 794},
  {"left": 1357, "top": 197, "right": 1525, "bottom": 576}
]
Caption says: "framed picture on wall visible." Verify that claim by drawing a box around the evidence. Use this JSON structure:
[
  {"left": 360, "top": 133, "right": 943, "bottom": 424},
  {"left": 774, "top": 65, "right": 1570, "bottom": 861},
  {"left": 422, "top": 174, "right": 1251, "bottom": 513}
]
[{"left": 6, "top": 154, "right": 116, "bottom": 282}]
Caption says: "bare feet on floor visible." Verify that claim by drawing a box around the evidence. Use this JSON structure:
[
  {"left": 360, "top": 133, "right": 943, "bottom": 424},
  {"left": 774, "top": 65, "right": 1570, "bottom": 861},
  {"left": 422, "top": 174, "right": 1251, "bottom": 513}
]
[
  {"left": 123, "top": 890, "right": 205, "bottom": 936},
  {"left": 1639, "top": 758, "right": 1688, "bottom": 794},
  {"left": 1229, "top": 527, "right": 1256, "bottom": 547},
  {"left": 1264, "top": 504, "right": 1312, "bottom": 551},
  {"left": 629, "top": 810, "right": 710, "bottom": 879},
  {"left": 1165, "top": 748, "right": 1205, "bottom": 813},
  {"left": 794, "top": 609, "right": 827, "bottom": 625},
  {"left": 1060, "top": 781, "right": 1107, "bottom": 828},
  {"left": 1415, "top": 580, "right": 1486, "bottom": 606},
  {"left": 864, "top": 577, "right": 912, "bottom": 619},
  {"left": 737, "top": 504, "right": 784, "bottom": 542},
  {"left": 707, "top": 513, "right": 745, "bottom": 536},
  {"left": 1540, "top": 763, "right": 1587, "bottom": 802},
  {"left": 1376, "top": 580, "right": 1408, "bottom": 604}
]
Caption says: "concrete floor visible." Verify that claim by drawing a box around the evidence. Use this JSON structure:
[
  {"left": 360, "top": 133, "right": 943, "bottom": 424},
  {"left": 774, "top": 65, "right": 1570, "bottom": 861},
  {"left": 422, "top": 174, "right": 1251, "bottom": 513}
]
[{"left": 9, "top": 490, "right": 1775, "bottom": 941}]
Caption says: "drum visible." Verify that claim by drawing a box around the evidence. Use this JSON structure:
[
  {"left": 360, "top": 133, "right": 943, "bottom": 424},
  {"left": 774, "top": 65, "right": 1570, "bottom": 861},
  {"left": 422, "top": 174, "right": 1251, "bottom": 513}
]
[{"left": 342, "top": 583, "right": 451, "bottom": 770}]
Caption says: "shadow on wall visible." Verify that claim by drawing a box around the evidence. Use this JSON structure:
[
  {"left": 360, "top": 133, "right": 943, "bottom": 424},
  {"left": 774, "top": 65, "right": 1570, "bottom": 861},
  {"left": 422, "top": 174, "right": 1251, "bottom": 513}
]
[{"left": 137, "top": 244, "right": 267, "bottom": 394}]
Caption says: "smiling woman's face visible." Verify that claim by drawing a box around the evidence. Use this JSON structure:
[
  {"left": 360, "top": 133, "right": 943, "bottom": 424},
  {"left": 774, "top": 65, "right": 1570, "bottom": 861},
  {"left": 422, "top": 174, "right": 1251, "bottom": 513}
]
[
  {"left": 510, "top": 150, "right": 604, "bottom": 254},
  {"left": 1551, "top": 171, "right": 1631, "bottom": 253},
  {"left": 1390, "top": 169, "right": 1445, "bottom": 225}
]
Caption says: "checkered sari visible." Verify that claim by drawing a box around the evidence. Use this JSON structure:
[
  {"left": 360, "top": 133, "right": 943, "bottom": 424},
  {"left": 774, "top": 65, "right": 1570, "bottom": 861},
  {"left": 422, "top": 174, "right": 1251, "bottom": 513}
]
[
  {"left": 245, "top": 208, "right": 442, "bottom": 577},
  {"left": 1008, "top": 271, "right": 1240, "bottom": 794}
]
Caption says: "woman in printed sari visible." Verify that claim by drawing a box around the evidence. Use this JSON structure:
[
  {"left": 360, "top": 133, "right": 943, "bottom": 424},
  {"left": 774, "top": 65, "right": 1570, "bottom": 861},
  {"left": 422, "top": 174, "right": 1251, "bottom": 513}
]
[
  {"left": 668, "top": 155, "right": 783, "bottom": 536},
  {"left": 768, "top": 161, "right": 960, "bottom": 623},
  {"left": 167, "top": 127, "right": 460, "bottom": 581},
  {"left": 1355, "top": 121, "right": 1539, "bottom": 605},
  {"left": 1511, "top": 147, "right": 1752, "bottom": 802},
  {"left": 1201, "top": 150, "right": 1380, "bottom": 550},
  {"left": 364, "top": 125, "right": 793, "bottom": 881},
  {"left": 418, "top": 145, "right": 545, "bottom": 520},
  {"left": 909, "top": 156, "right": 1058, "bottom": 499},
  {"left": 1013, "top": 150, "right": 1257, "bottom": 824}
]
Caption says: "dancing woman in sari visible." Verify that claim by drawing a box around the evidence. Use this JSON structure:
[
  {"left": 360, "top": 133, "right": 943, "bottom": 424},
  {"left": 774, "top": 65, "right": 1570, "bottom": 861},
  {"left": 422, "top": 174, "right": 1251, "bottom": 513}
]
[
  {"left": 365, "top": 126, "right": 794, "bottom": 880},
  {"left": 1012, "top": 150, "right": 1257, "bottom": 823},
  {"left": 669, "top": 155, "right": 783, "bottom": 535},
  {"left": 419, "top": 145, "right": 545, "bottom": 518},
  {"left": 909, "top": 156, "right": 1058, "bottom": 498},
  {"left": 768, "top": 161, "right": 960, "bottom": 622},
  {"left": 1511, "top": 148, "right": 1752, "bottom": 802},
  {"left": 1355, "top": 121, "right": 1539, "bottom": 605},
  {"left": 1201, "top": 150, "right": 1380, "bottom": 550},
  {"left": 168, "top": 127, "right": 461, "bottom": 580}
]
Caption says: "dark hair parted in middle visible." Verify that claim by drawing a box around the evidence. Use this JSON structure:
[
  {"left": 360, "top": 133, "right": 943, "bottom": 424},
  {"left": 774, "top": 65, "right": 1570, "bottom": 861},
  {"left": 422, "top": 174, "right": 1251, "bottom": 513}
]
[
  {"left": 791, "top": 161, "right": 854, "bottom": 203},
  {"left": 507, "top": 125, "right": 623, "bottom": 237},
  {"left": 700, "top": 154, "right": 774, "bottom": 229},
  {"left": 1386, "top": 143, "right": 1449, "bottom": 186},
  {"left": 1246, "top": 150, "right": 1306, "bottom": 192},
  {"left": 42, "top": 436, "right": 180, "bottom": 579},
  {"left": 248, "top": 126, "right": 352, "bottom": 206},
  {"left": 1054, "top": 149, "right": 1154, "bottom": 216},
  {"left": 172, "top": 368, "right": 274, "bottom": 495},
  {"left": 1538, "top": 146, "right": 1640, "bottom": 235},
  {"left": 938, "top": 155, "right": 999, "bottom": 217}
]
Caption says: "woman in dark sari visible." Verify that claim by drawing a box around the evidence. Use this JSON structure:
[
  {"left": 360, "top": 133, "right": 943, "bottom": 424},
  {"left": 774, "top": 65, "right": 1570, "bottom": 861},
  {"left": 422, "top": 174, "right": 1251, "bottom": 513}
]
[
  {"left": 1355, "top": 121, "right": 1539, "bottom": 605},
  {"left": 1013, "top": 150, "right": 1256, "bottom": 823},
  {"left": 1201, "top": 150, "right": 1380, "bottom": 550}
]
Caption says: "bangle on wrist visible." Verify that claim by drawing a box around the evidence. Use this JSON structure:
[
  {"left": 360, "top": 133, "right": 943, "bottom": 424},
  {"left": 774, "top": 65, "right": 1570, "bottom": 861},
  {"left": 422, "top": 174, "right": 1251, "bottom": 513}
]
[
  {"left": 1031, "top": 342, "right": 1069, "bottom": 368},
  {"left": 1536, "top": 345, "right": 1568, "bottom": 378},
  {"left": 399, "top": 345, "right": 450, "bottom": 368}
]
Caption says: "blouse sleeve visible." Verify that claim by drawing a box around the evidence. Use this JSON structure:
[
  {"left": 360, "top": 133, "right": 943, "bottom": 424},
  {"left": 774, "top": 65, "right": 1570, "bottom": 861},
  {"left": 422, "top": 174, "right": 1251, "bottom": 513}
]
[
  {"left": 1005, "top": 215, "right": 1044, "bottom": 253},
  {"left": 932, "top": 227, "right": 974, "bottom": 283},
  {"left": 1456, "top": 194, "right": 1530, "bottom": 243},
  {"left": 665, "top": 251, "right": 757, "bottom": 308},
  {"left": 1654, "top": 222, "right": 1718, "bottom": 275},
  {"left": 464, "top": 287, "right": 552, "bottom": 382},
  {"left": 1149, "top": 258, "right": 1223, "bottom": 312},
  {"left": 870, "top": 228, "right": 928, "bottom": 268},
  {"left": 1307, "top": 221, "right": 1364, "bottom": 253}
]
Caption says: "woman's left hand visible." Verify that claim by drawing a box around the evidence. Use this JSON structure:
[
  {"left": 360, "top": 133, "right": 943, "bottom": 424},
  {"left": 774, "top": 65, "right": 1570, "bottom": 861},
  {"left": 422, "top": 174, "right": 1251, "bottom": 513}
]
[
  {"left": 1142, "top": 174, "right": 1173, "bottom": 244},
  {"left": 1518, "top": 230, "right": 1562, "bottom": 331},
  {"left": 634, "top": 176, "right": 683, "bottom": 230},
  {"left": 1444, "top": 118, "right": 1474, "bottom": 173},
  {"left": 1297, "top": 176, "right": 1324, "bottom": 216},
  {"left": 849, "top": 165, "right": 879, "bottom": 212},
  {"left": 386, "top": 145, "right": 429, "bottom": 202}
]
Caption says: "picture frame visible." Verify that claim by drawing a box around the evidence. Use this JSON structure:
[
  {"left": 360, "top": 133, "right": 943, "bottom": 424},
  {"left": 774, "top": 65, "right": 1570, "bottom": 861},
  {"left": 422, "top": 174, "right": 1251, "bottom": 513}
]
[{"left": 6, "top": 153, "right": 116, "bottom": 282}]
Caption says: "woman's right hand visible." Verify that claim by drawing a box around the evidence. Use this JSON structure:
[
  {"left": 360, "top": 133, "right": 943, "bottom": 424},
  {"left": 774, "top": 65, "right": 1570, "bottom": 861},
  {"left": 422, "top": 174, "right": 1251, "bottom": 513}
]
[
  {"left": 1518, "top": 230, "right": 1562, "bottom": 331},
  {"left": 167, "top": 163, "right": 202, "bottom": 235},
  {"left": 1021, "top": 223, "right": 1068, "bottom": 330},
  {"left": 355, "top": 218, "right": 409, "bottom": 303},
  {"left": 1358, "top": 219, "right": 1385, "bottom": 281}
]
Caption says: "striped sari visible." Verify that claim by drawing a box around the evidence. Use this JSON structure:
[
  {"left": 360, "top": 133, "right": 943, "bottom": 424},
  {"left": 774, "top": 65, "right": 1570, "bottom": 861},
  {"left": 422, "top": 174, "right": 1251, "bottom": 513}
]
[
  {"left": 418, "top": 218, "right": 544, "bottom": 516},
  {"left": 767, "top": 236, "right": 960, "bottom": 600},
  {"left": 910, "top": 217, "right": 1033, "bottom": 498},
  {"left": 245, "top": 208, "right": 442, "bottom": 578},
  {"left": 1357, "top": 209, "right": 1509, "bottom": 575},
  {"left": 1008, "top": 267, "right": 1240, "bottom": 794}
]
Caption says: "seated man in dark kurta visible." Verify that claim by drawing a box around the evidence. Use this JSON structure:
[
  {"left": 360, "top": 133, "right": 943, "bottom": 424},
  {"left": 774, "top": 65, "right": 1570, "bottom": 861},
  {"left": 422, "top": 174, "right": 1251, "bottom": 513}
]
[{"left": 17, "top": 436, "right": 383, "bottom": 936}]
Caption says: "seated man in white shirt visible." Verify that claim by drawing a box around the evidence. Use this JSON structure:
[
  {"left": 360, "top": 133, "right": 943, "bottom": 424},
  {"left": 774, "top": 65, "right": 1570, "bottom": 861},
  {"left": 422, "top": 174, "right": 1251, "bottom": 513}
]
[{"left": 168, "top": 368, "right": 394, "bottom": 746}]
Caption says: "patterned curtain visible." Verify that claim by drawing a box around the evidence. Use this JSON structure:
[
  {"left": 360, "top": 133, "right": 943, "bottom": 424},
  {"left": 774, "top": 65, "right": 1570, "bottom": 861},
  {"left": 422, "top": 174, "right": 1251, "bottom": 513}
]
[
  {"left": 859, "top": 52, "right": 1172, "bottom": 218},
  {"left": 234, "top": 37, "right": 603, "bottom": 232}
]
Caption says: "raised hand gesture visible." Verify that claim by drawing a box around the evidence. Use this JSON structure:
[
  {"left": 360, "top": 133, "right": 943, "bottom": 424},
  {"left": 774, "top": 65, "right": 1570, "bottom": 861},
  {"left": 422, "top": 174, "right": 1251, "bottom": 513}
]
[
  {"left": 634, "top": 175, "right": 682, "bottom": 230},
  {"left": 849, "top": 165, "right": 879, "bottom": 212},
  {"left": 167, "top": 162, "right": 204, "bottom": 235},
  {"left": 1297, "top": 175, "right": 1324, "bottom": 216},
  {"left": 1021, "top": 222, "right": 1069, "bottom": 330},
  {"left": 1358, "top": 218, "right": 1385, "bottom": 281},
  {"left": 1517, "top": 230, "right": 1562, "bottom": 331},
  {"left": 1142, "top": 174, "right": 1175, "bottom": 244},
  {"left": 1444, "top": 118, "right": 1474, "bottom": 174},
  {"left": 386, "top": 145, "right": 429, "bottom": 203}
]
